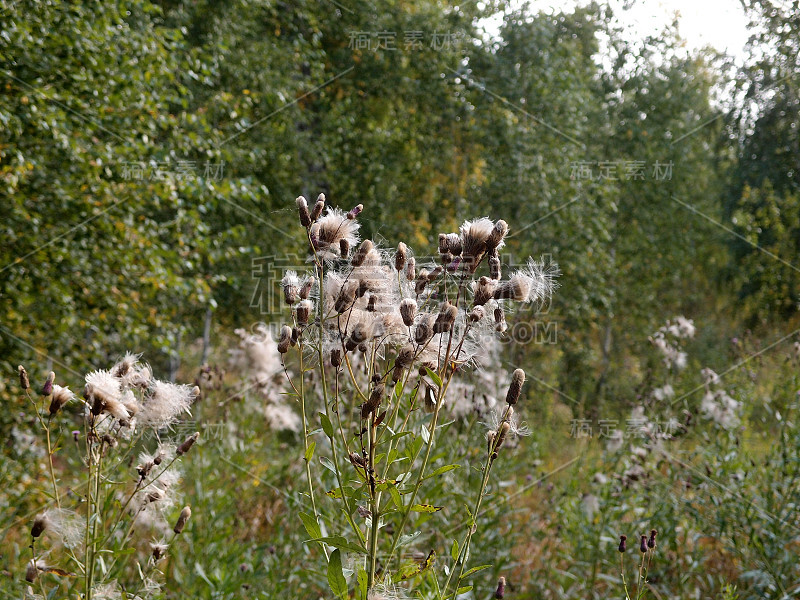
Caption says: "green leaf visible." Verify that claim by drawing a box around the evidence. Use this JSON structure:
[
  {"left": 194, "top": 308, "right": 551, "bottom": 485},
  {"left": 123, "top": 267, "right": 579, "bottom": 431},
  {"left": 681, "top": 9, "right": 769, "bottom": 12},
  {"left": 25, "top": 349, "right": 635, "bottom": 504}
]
[
  {"left": 460, "top": 564, "right": 492, "bottom": 578},
  {"left": 304, "top": 440, "right": 316, "bottom": 463},
  {"left": 424, "top": 367, "right": 442, "bottom": 387},
  {"left": 357, "top": 567, "right": 369, "bottom": 600},
  {"left": 319, "top": 456, "right": 337, "bottom": 474},
  {"left": 423, "top": 464, "right": 460, "bottom": 480},
  {"left": 298, "top": 512, "right": 322, "bottom": 540},
  {"left": 456, "top": 585, "right": 474, "bottom": 594},
  {"left": 320, "top": 412, "right": 334, "bottom": 437},
  {"left": 307, "top": 535, "right": 367, "bottom": 555},
  {"left": 420, "top": 424, "right": 431, "bottom": 445},
  {"left": 410, "top": 503, "right": 443, "bottom": 513},
  {"left": 451, "top": 539, "right": 459, "bottom": 561},
  {"left": 327, "top": 549, "right": 348, "bottom": 600}
]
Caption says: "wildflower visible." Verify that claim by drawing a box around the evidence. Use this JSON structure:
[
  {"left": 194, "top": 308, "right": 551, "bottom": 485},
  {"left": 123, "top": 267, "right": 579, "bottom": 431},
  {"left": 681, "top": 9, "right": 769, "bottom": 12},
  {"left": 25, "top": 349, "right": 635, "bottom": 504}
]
[
  {"left": 18, "top": 365, "right": 30, "bottom": 390},
  {"left": 176, "top": 432, "right": 199, "bottom": 456},
  {"left": 48, "top": 384, "right": 74, "bottom": 415},
  {"left": 648, "top": 528, "right": 657, "bottom": 549},
  {"left": 296, "top": 196, "right": 311, "bottom": 227},
  {"left": 506, "top": 369, "right": 525, "bottom": 405},
  {"left": 347, "top": 204, "right": 363, "bottom": 220},
  {"left": 40, "top": 371, "right": 55, "bottom": 397},
  {"left": 618, "top": 535, "right": 627, "bottom": 552},
  {"left": 495, "top": 576, "right": 506, "bottom": 599},
  {"left": 72, "top": 430, "right": 80, "bottom": 442}
]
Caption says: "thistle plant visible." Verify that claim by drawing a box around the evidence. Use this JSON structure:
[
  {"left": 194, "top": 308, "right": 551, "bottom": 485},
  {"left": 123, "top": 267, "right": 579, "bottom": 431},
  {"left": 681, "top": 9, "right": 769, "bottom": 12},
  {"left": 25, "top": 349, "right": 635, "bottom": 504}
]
[
  {"left": 618, "top": 529, "right": 659, "bottom": 600},
  {"left": 278, "top": 194, "right": 558, "bottom": 598},
  {"left": 18, "top": 355, "right": 199, "bottom": 599}
]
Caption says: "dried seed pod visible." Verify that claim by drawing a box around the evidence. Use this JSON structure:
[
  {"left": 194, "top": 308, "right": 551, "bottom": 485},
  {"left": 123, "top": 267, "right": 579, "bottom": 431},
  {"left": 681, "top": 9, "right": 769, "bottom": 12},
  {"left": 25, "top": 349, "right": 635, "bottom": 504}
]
[
  {"left": 349, "top": 452, "right": 367, "bottom": 469},
  {"left": 433, "top": 302, "right": 458, "bottom": 334},
  {"left": 427, "top": 266, "right": 443, "bottom": 281},
  {"left": 469, "top": 306, "right": 486, "bottom": 322},
  {"left": 489, "top": 249, "right": 501, "bottom": 280},
  {"left": 639, "top": 534, "right": 648, "bottom": 553},
  {"left": 395, "top": 344, "right": 416, "bottom": 368},
  {"left": 395, "top": 242, "right": 408, "bottom": 271},
  {"left": 299, "top": 279, "right": 313, "bottom": 300},
  {"left": 330, "top": 348, "right": 342, "bottom": 368},
  {"left": 291, "top": 326, "right": 300, "bottom": 345},
  {"left": 296, "top": 196, "right": 311, "bottom": 227},
  {"left": 399, "top": 298, "right": 417, "bottom": 327},
  {"left": 339, "top": 238, "right": 350, "bottom": 258},
  {"left": 174, "top": 506, "right": 192, "bottom": 534},
  {"left": 494, "top": 421, "right": 511, "bottom": 452},
  {"left": 361, "top": 383, "right": 384, "bottom": 419},
  {"left": 152, "top": 543, "right": 168, "bottom": 561},
  {"left": 405, "top": 257, "right": 416, "bottom": 281},
  {"left": 49, "top": 385, "right": 74, "bottom": 415},
  {"left": 358, "top": 342, "right": 368, "bottom": 353},
  {"left": 335, "top": 280, "right": 359, "bottom": 313},
  {"left": 310, "top": 193, "right": 325, "bottom": 221},
  {"left": 177, "top": 432, "right": 200, "bottom": 456},
  {"left": 138, "top": 460, "right": 155, "bottom": 478},
  {"left": 618, "top": 535, "right": 627, "bottom": 553},
  {"left": 415, "top": 269, "right": 429, "bottom": 295},
  {"left": 487, "top": 431, "right": 496, "bottom": 455},
  {"left": 392, "top": 364, "right": 404, "bottom": 382},
  {"left": 494, "top": 306, "right": 507, "bottom": 333},
  {"left": 277, "top": 325, "right": 292, "bottom": 354},
  {"left": 18, "top": 365, "right": 30, "bottom": 390},
  {"left": 487, "top": 219, "right": 508, "bottom": 250},
  {"left": 414, "top": 314, "right": 435, "bottom": 344},
  {"left": 473, "top": 277, "right": 495, "bottom": 306},
  {"left": 366, "top": 295, "right": 377, "bottom": 312},
  {"left": 438, "top": 233, "right": 449, "bottom": 254},
  {"left": 506, "top": 369, "right": 525, "bottom": 405},
  {"left": 351, "top": 239, "right": 374, "bottom": 267},
  {"left": 440, "top": 251, "right": 453, "bottom": 265},
  {"left": 296, "top": 299, "right": 313, "bottom": 325},
  {"left": 346, "top": 323, "right": 368, "bottom": 352},
  {"left": 25, "top": 560, "right": 38, "bottom": 583},
  {"left": 31, "top": 514, "right": 47, "bottom": 538}
]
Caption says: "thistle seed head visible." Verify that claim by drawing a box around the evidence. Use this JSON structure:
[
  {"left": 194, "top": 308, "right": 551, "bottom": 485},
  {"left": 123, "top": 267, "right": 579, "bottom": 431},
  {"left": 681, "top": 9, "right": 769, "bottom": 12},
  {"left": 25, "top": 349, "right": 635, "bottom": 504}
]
[
  {"left": 277, "top": 325, "right": 292, "bottom": 354},
  {"left": 176, "top": 432, "right": 199, "bottom": 456},
  {"left": 506, "top": 369, "right": 525, "bottom": 405},
  {"left": 18, "top": 365, "right": 30, "bottom": 390},
  {"left": 405, "top": 257, "right": 416, "bottom": 281},
  {"left": 495, "top": 576, "right": 506, "bottom": 599},
  {"left": 399, "top": 298, "right": 417, "bottom": 327},
  {"left": 296, "top": 196, "right": 311, "bottom": 227},
  {"left": 351, "top": 239, "right": 374, "bottom": 267},
  {"left": 310, "top": 194, "right": 326, "bottom": 221},
  {"left": 173, "top": 506, "right": 192, "bottom": 534},
  {"left": 41, "top": 371, "right": 55, "bottom": 397},
  {"left": 618, "top": 535, "right": 627, "bottom": 552},
  {"left": 395, "top": 242, "right": 408, "bottom": 271}
]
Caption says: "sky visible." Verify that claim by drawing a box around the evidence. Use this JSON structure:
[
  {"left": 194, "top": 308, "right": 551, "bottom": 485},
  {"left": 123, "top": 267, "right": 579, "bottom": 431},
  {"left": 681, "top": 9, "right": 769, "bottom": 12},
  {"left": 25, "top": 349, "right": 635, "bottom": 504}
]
[{"left": 482, "top": 0, "right": 753, "bottom": 63}]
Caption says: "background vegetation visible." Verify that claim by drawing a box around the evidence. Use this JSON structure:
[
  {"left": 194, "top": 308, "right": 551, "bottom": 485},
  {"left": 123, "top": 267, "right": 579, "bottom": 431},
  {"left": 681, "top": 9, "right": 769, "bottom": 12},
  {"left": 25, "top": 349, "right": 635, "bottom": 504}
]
[{"left": 1, "top": 0, "right": 799, "bottom": 598}]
